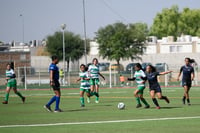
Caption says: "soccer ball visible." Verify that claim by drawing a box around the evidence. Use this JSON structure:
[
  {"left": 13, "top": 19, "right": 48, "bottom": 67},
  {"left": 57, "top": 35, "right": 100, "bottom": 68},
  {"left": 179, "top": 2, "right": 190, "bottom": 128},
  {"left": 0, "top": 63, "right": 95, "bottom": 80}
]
[{"left": 117, "top": 102, "right": 125, "bottom": 110}]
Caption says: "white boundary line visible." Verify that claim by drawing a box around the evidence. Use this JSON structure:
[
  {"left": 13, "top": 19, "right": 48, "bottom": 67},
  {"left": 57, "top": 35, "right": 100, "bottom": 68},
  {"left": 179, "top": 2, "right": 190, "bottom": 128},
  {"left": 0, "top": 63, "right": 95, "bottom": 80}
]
[{"left": 0, "top": 116, "right": 200, "bottom": 128}]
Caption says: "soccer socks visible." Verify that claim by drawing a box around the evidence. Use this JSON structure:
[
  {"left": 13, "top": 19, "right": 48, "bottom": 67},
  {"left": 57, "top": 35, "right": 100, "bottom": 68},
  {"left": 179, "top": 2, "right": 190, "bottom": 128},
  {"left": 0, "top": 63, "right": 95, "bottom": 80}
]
[
  {"left": 4, "top": 93, "right": 9, "bottom": 101},
  {"left": 15, "top": 92, "right": 24, "bottom": 99},
  {"left": 136, "top": 97, "right": 141, "bottom": 105},
  {"left": 55, "top": 96, "right": 60, "bottom": 110},
  {"left": 187, "top": 98, "right": 190, "bottom": 104},
  {"left": 140, "top": 98, "right": 149, "bottom": 106},
  {"left": 152, "top": 98, "right": 159, "bottom": 107},
  {"left": 47, "top": 96, "right": 56, "bottom": 106},
  {"left": 182, "top": 96, "right": 186, "bottom": 104},
  {"left": 80, "top": 97, "right": 84, "bottom": 105}
]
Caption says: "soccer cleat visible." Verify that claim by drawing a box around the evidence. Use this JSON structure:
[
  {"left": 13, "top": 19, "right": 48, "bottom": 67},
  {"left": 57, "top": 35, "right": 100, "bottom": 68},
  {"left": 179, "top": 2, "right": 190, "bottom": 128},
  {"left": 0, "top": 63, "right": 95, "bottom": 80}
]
[
  {"left": 87, "top": 98, "right": 90, "bottom": 103},
  {"left": 95, "top": 100, "right": 99, "bottom": 103},
  {"left": 44, "top": 105, "right": 52, "bottom": 112},
  {"left": 144, "top": 105, "right": 150, "bottom": 109},
  {"left": 188, "top": 103, "right": 191, "bottom": 106},
  {"left": 2, "top": 101, "right": 8, "bottom": 104},
  {"left": 136, "top": 104, "right": 142, "bottom": 108},
  {"left": 81, "top": 104, "right": 85, "bottom": 107},
  {"left": 22, "top": 97, "right": 26, "bottom": 103},
  {"left": 156, "top": 106, "right": 161, "bottom": 109},
  {"left": 54, "top": 109, "right": 63, "bottom": 113},
  {"left": 165, "top": 97, "right": 170, "bottom": 104}
]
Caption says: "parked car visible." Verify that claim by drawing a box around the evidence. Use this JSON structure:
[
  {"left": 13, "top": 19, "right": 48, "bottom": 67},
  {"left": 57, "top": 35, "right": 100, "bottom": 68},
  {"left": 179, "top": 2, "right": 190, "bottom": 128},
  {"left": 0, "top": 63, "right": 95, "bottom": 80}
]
[
  {"left": 141, "top": 62, "right": 152, "bottom": 71},
  {"left": 155, "top": 63, "right": 168, "bottom": 72},
  {"left": 126, "top": 63, "right": 137, "bottom": 73},
  {"left": 110, "top": 64, "right": 124, "bottom": 71},
  {"left": 98, "top": 63, "right": 107, "bottom": 71}
]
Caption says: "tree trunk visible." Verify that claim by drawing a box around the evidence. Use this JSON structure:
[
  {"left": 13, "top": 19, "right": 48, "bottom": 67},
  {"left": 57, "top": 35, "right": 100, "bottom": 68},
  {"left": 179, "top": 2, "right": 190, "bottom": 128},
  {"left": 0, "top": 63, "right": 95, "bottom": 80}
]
[
  {"left": 67, "top": 60, "right": 70, "bottom": 72},
  {"left": 116, "top": 59, "right": 120, "bottom": 73}
]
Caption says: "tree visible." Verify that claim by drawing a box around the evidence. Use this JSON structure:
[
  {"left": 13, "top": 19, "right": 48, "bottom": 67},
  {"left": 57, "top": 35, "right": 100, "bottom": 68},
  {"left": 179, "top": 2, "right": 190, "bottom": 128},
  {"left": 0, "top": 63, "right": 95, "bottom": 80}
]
[
  {"left": 46, "top": 31, "right": 90, "bottom": 71},
  {"left": 95, "top": 22, "right": 148, "bottom": 70},
  {"left": 150, "top": 5, "right": 200, "bottom": 38}
]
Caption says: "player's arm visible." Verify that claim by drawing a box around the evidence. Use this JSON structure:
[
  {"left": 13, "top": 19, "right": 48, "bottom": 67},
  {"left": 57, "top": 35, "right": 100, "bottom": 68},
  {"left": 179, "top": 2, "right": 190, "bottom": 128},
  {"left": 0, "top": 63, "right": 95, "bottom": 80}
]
[
  {"left": 77, "top": 77, "right": 81, "bottom": 82},
  {"left": 50, "top": 70, "right": 54, "bottom": 85},
  {"left": 191, "top": 68, "right": 195, "bottom": 81},
  {"left": 159, "top": 71, "right": 173, "bottom": 75},
  {"left": 177, "top": 67, "right": 183, "bottom": 81},
  {"left": 99, "top": 72, "right": 105, "bottom": 80},
  {"left": 127, "top": 77, "right": 136, "bottom": 81}
]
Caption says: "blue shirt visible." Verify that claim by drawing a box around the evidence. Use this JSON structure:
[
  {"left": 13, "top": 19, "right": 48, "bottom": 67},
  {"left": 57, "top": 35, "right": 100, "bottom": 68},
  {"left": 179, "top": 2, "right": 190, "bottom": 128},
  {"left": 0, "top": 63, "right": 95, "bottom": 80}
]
[
  {"left": 49, "top": 63, "right": 59, "bottom": 81},
  {"left": 146, "top": 72, "right": 160, "bottom": 89},
  {"left": 180, "top": 65, "right": 194, "bottom": 81}
]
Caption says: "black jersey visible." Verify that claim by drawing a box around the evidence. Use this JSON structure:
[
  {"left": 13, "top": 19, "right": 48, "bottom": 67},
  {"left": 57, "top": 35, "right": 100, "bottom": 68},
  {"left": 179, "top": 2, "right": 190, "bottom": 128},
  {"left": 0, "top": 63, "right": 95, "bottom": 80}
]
[
  {"left": 180, "top": 65, "right": 194, "bottom": 81},
  {"left": 146, "top": 72, "right": 160, "bottom": 89}
]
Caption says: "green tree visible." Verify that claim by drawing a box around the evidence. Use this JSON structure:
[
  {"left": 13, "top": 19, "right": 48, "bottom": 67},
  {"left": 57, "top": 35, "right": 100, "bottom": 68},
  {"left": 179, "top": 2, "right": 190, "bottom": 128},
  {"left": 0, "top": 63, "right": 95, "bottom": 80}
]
[
  {"left": 150, "top": 5, "right": 180, "bottom": 39},
  {"left": 46, "top": 31, "right": 90, "bottom": 71},
  {"left": 95, "top": 22, "right": 147, "bottom": 70}
]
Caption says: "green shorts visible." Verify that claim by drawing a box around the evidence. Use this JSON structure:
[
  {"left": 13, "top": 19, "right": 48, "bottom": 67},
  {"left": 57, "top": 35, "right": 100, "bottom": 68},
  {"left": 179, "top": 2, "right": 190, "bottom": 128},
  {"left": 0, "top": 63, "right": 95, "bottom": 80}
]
[
  {"left": 90, "top": 78, "right": 100, "bottom": 86},
  {"left": 137, "top": 86, "right": 145, "bottom": 95},
  {"left": 7, "top": 79, "right": 17, "bottom": 88},
  {"left": 80, "top": 88, "right": 90, "bottom": 93}
]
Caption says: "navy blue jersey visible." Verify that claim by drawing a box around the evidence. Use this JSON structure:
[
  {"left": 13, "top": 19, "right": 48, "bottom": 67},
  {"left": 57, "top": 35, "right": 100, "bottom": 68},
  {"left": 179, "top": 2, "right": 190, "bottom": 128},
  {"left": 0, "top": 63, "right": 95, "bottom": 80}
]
[
  {"left": 49, "top": 63, "right": 59, "bottom": 81},
  {"left": 180, "top": 65, "right": 194, "bottom": 81},
  {"left": 146, "top": 72, "right": 160, "bottom": 89}
]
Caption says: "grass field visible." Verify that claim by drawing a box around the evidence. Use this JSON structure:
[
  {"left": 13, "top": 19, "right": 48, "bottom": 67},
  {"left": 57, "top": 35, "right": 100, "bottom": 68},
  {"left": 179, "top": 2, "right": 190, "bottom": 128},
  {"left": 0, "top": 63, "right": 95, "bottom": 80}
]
[{"left": 0, "top": 86, "right": 200, "bottom": 133}]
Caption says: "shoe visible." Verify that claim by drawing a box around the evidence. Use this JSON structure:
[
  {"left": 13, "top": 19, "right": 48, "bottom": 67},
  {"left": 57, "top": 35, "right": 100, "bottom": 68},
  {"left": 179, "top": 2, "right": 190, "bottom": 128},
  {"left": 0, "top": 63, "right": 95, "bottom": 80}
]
[
  {"left": 54, "top": 109, "right": 63, "bottom": 113},
  {"left": 81, "top": 104, "right": 85, "bottom": 107},
  {"left": 144, "top": 105, "right": 150, "bottom": 109},
  {"left": 44, "top": 105, "right": 52, "bottom": 112},
  {"left": 182, "top": 98, "right": 186, "bottom": 105},
  {"left": 136, "top": 104, "right": 142, "bottom": 108},
  {"left": 165, "top": 97, "right": 170, "bottom": 104},
  {"left": 95, "top": 100, "right": 99, "bottom": 103},
  {"left": 156, "top": 106, "right": 161, "bottom": 109},
  {"left": 2, "top": 101, "right": 8, "bottom": 104},
  {"left": 87, "top": 98, "right": 90, "bottom": 103},
  {"left": 22, "top": 97, "right": 26, "bottom": 103},
  {"left": 188, "top": 103, "right": 191, "bottom": 106}
]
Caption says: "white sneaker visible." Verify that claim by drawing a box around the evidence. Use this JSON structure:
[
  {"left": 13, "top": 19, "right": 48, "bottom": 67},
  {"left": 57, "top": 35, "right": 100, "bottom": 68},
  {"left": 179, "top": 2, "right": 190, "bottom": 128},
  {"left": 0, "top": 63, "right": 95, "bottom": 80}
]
[
  {"left": 95, "top": 100, "right": 99, "bottom": 103},
  {"left": 87, "top": 98, "right": 90, "bottom": 103}
]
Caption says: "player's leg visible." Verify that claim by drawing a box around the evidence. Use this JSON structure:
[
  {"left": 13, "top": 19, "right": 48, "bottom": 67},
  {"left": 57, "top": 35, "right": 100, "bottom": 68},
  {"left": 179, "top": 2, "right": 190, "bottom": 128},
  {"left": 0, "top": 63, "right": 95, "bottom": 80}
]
[
  {"left": 2, "top": 86, "right": 11, "bottom": 104},
  {"left": 134, "top": 89, "right": 142, "bottom": 108},
  {"left": 80, "top": 89, "right": 85, "bottom": 107},
  {"left": 157, "top": 92, "right": 170, "bottom": 104},
  {"left": 138, "top": 87, "right": 149, "bottom": 108},
  {"left": 13, "top": 87, "right": 25, "bottom": 103},
  {"left": 89, "top": 79, "right": 95, "bottom": 96},
  {"left": 184, "top": 85, "right": 191, "bottom": 105},
  {"left": 94, "top": 79, "right": 100, "bottom": 103},
  {"left": 150, "top": 90, "right": 160, "bottom": 109},
  {"left": 86, "top": 89, "right": 91, "bottom": 103}
]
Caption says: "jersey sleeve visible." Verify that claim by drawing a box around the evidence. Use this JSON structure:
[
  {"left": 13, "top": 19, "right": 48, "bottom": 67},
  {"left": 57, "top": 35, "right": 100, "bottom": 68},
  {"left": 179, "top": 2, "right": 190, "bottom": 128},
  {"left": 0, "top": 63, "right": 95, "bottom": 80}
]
[
  {"left": 10, "top": 69, "right": 15, "bottom": 74},
  {"left": 140, "top": 70, "right": 146, "bottom": 77},
  {"left": 180, "top": 66, "right": 183, "bottom": 73},
  {"left": 156, "top": 72, "right": 160, "bottom": 76},
  {"left": 191, "top": 67, "right": 194, "bottom": 73}
]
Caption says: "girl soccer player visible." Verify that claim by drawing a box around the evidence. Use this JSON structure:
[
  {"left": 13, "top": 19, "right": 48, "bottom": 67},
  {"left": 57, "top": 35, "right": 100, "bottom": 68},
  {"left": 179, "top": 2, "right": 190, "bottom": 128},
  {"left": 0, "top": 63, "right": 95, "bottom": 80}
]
[
  {"left": 146, "top": 65, "right": 172, "bottom": 109},
  {"left": 177, "top": 58, "right": 194, "bottom": 105},
  {"left": 128, "top": 63, "right": 150, "bottom": 108},
  {"left": 77, "top": 64, "right": 91, "bottom": 107},
  {"left": 2, "top": 63, "right": 25, "bottom": 104},
  {"left": 88, "top": 58, "right": 105, "bottom": 103}
]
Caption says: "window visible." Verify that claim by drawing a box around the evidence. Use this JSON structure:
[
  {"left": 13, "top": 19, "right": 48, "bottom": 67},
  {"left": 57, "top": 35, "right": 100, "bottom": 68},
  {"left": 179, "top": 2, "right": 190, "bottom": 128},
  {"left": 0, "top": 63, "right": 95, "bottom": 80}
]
[
  {"left": 169, "top": 46, "right": 176, "bottom": 53},
  {"left": 177, "top": 46, "right": 183, "bottom": 52}
]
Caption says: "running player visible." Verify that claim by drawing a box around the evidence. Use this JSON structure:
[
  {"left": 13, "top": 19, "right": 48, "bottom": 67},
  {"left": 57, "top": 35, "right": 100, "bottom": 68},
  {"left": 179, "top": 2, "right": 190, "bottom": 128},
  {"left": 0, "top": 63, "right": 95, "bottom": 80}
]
[
  {"left": 128, "top": 63, "right": 150, "bottom": 108},
  {"left": 177, "top": 57, "right": 194, "bottom": 105},
  {"left": 77, "top": 64, "right": 91, "bottom": 107},
  {"left": 2, "top": 63, "right": 25, "bottom": 104},
  {"left": 88, "top": 58, "right": 105, "bottom": 103},
  {"left": 146, "top": 65, "right": 172, "bottom": 109},
  {"left": 44, "top": 55, "right": 62, "bottom": 112}
]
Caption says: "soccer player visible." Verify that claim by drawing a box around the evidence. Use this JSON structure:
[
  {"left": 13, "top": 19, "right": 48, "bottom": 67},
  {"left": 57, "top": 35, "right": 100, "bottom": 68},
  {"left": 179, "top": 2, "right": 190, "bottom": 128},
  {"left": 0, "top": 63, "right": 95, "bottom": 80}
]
[
  {"left": 2, "top": 63, "right": 25, "bottom": 104},
  {"left": 77, "top": 64, "right": 91, "bottom": 107},
  {"left": 44, "top": 55, "right": 62, "bottom": 112},
  {"left": 88, "top": 58, "right": 105, "bottom": 103},
  {"left": 146, "top": 65, "right": 172, "bottom": 109},
  {"left": 128, "top": 63, "right": 150, "bottom": 108},
  {"left": 177, "top": 57, "right": 194, "bottom": 105}
]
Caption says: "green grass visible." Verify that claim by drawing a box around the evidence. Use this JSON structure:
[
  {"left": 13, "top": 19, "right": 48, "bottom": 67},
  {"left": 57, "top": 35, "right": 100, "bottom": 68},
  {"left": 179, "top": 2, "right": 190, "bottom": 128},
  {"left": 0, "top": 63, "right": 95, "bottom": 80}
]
[{"left": 0, "top": 86, "right": 200, "bottom": 133}]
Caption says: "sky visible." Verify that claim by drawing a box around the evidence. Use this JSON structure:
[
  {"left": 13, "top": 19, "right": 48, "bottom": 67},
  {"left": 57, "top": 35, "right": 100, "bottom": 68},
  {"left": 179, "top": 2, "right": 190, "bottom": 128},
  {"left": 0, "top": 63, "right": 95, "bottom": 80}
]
[{"left": 0, "top": 0, "right": 200, "bottom": 43}]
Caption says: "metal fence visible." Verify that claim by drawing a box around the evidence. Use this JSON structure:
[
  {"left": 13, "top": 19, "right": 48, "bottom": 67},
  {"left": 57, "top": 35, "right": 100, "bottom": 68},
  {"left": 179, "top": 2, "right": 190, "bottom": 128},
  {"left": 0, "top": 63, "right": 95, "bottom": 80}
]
[{"left": 0, "top": 65, "right": 199, "bottom": 89}]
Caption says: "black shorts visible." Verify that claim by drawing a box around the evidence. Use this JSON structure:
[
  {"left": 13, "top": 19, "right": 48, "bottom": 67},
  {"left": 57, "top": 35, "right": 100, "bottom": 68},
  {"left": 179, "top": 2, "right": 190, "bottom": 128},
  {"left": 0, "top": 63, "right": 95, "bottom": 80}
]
[
  {"left": 51, "top": 80, "right": 60, "bottom": 91},
  {"left": 149, "top": 86, "right": 162, "bottom": 93},
  {"left": 182, "top": 80, "right": 191, "bottom": 88}
]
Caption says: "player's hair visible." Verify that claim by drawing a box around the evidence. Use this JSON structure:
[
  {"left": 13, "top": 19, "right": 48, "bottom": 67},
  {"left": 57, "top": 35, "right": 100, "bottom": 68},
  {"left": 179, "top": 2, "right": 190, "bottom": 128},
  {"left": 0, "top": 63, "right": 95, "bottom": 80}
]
[
  {"left": 92, "top": 58, "right": 98, "bottom": 63},
  {"left": 51, "top": 55, "right": 58, "bottom": 61},
  {"left": 148, "top": 65, "right": 157, "bottom": 72},
  {"left": 80, "top": 64, "right": 88, "bottom": 71},
  {"left": 135, "top": 63, "right": 142, "bottom": 70}
]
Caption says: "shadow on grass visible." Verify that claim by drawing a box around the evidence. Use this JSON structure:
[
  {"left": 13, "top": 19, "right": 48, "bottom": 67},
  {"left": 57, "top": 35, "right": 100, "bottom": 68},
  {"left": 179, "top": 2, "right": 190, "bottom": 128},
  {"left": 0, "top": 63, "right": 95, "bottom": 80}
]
[
  {"left": 66, "top": 108, "right": 90, "bottom": 112},
  {"left": 159, "top": 106, "right": 182, "bottom": 109}
]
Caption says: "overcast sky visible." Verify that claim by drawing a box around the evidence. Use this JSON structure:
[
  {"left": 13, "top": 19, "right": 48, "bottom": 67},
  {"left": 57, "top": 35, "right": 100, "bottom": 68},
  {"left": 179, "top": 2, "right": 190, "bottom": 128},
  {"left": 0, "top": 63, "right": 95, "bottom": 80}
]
[{"left": 0, "top": 0, "right": 199, "bottom": 43}]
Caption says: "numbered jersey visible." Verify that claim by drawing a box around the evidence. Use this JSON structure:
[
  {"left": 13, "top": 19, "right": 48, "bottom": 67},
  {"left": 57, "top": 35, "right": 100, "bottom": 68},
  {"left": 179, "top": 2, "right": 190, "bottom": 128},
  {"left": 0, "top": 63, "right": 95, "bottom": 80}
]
[
  {"left": 134, "top": 70, "right": 146, "bottom": 87},
  {"left": 79, "top": 71, "right": 90, "bottom": 89},
  {"left": 88, "top": 64, "right": 99, "bottom": 79}
]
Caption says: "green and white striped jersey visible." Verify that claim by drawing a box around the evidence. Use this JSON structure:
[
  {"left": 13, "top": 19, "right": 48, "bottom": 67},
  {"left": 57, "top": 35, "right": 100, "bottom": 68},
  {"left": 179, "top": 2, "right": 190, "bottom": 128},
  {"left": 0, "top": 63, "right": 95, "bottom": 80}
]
[
  {"left": 79, "top": 71, "right": 90, "bottom": 89},
  {"left": 134, "top": 70, "right": 146, "bottom": 87},
  {"left": 88, "top": 64, "right": 99, "bottom": 79},
  {"left": 6, "top": 69, "right": 15, "bottom": 82}
]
